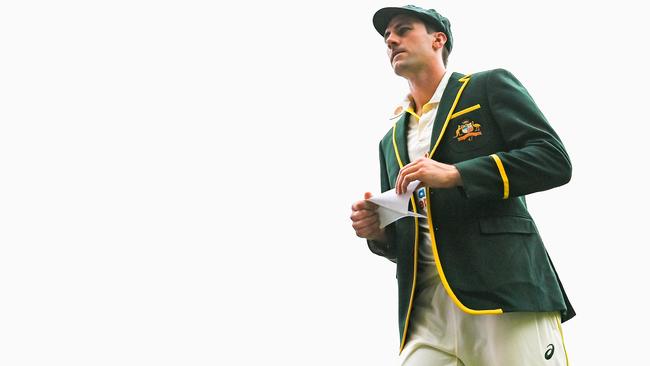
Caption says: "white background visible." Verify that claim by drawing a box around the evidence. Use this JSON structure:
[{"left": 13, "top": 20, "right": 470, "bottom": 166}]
[{"left": 1, "top": 0, "right": 649, "bottom": 365}]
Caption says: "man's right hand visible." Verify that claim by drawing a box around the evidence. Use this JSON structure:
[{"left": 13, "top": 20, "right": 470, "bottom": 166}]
[{"left": 350, "top": 192, "right": 387, "bottom": 242}]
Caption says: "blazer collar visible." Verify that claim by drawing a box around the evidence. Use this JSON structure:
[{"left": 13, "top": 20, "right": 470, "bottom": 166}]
[
  {"left": 392, "top": 72, "right": 467, "bottom": 166},
  {"left": 389, "top": 71, "right": 454, "bottom": 121},
  {"left": 394, "top": 112, "right": 410, "bottom": 167},
  {"left": 429, "top": 72, "right": 466, "bottom": 158}
]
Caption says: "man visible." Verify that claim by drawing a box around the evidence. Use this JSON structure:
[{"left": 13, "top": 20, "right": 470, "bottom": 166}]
[{"left": 350, "top": 5, "right": 574, "bottom": 365}]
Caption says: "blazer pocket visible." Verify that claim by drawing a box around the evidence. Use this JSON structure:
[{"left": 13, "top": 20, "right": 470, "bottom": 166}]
[
  {"left": 447, "top": 106, "right": 490, "bottom": 153},
  {"left": 450, "top": 104, "right": 481, "bottom": 119},
  {"left": 479, "top": 216, "right": 538, "bottom": 234}
]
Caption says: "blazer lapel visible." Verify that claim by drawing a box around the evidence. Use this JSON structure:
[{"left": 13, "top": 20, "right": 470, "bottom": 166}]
[
  {"left": 429, "top": 72, "right": 466, "bottom": 158},
  {"left": 393, "top": 112, "right": 410, "bottom": 168}
]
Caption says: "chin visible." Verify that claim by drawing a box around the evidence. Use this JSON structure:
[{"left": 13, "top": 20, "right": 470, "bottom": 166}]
[{"left": 392, "top": 63, "right": 407, "bottom": 77}]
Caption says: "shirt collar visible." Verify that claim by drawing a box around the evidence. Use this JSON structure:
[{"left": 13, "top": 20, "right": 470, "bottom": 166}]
[{"left": 390, "top": 70, "right": 453, "bottom": 120}]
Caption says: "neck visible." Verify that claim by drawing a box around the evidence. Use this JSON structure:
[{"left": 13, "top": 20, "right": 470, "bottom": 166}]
[{"left": 406, "top": 64, "right": 446, "bottom": 115}]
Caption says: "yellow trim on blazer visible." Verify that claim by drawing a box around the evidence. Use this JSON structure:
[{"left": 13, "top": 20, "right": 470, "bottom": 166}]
[
  {"left": 428, "top": 76, "right": 470, "bottom": 158},
  {"left": 426, "top": 75, "right": 504, "bottom": 315},
  {"left": 490, "top": 153, "right": 510, "bottom": 199},
  {"left": 390, "top": 124, "right": 420, "bottom": 354},
  {"left": 392, "top": 75, "right": 504, "bottom": 354},
  {"left": 391, "top": 123, "right": 404, "bottom": 167},
  {"left": 398, "top": 198, "right": 419, "bottom": 354},
  {"left": 425, "top": 189, "right": 503, "bottom": 315},
  {"left": 450, "top": 104, "right": 481, "bottom": 119},
  {"left": 405, "top": 107, "right": 419, "bottom": 121}
]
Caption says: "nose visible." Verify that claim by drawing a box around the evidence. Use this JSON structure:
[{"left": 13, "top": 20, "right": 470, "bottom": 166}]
[{"left": 385, "top": 32, "right": 399, "bottom": 50}]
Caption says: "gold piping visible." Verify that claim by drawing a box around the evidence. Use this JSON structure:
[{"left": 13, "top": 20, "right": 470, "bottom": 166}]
[
  {"left": 405, "top": 107, "right": 419, "bottom": 121},
  {"left": 398, "top": 198, "right": 419, "bottom": 354},
  {"left": 450, "top": 104, "right": 481, "bottom": 119},
  {"left": 425, "top": 189, "right": 503, "bottom": 315},
  {"left": 392, "top": 122, "right": 421, "bottom": 354},
  {"left": 490, "top": 153, "right": 510, "bottom": 199},
  {"left": 394, "top": 75, "right": 504, "bottom": 354},
  {"left": 426, "top": 74, "right": 504, "bottom": 315},
  {"left": 428, "top": 76, "right": 470, "bottom": 159},
  {"left": 391, "top": 123, "right": 403, "bottom": 167}
]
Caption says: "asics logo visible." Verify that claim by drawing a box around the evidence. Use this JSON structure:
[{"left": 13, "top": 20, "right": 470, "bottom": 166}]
[{"left": 544, "top": 344, "right": 555, "bottom": 360}]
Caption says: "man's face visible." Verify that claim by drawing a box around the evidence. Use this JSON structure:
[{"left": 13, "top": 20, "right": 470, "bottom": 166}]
[{"left": 383, "top": 15, "right": 437, "bottom": 76}]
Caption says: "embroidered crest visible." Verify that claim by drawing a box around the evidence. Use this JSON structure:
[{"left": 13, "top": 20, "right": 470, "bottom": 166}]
[{"left": 454, "top": 120, "right": 482, "bottom": 142}]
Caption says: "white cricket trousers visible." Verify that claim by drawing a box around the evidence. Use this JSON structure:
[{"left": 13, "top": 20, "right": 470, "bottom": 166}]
[{"left": 400, "top": 261, "right": 569, "bottom": 366}]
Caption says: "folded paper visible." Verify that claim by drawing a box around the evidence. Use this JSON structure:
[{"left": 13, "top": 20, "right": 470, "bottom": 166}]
[{"left": 367, "top": 180, "right": 427, "bottom": 228}]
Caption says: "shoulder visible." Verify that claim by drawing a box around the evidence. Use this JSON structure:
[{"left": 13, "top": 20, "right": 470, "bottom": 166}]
[
  {"left": 379, "top": 125, "right": 394, "bottom": 152},
  {"left": 465, "top": 69, "right": 531, "bottom": 100},
  {"left": 463, "top": 68, "right": 518, "bottom": 84}
]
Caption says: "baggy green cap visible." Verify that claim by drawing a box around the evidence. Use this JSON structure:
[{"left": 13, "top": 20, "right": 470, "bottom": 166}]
[{"left": 373, "top": 5, "right": 453, "bottom": 53}]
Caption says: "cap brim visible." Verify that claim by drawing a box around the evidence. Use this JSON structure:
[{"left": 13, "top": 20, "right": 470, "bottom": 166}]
[{"left": 372, "top": 7, "right": 428, "bottom": 36}]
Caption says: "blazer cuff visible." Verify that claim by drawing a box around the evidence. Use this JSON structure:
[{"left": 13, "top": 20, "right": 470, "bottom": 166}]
[{"left": 454, "top": 155, "right": 506, "bottom": 200}]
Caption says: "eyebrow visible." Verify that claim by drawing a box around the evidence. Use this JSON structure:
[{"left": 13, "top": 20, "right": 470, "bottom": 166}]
[{"left": 384, "top": 21, "right": 409, "bottom": 41}]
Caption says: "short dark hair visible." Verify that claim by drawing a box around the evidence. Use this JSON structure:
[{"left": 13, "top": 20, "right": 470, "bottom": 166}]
[{"left": 424, "top": 22, "right": 449, "bottom": 67}]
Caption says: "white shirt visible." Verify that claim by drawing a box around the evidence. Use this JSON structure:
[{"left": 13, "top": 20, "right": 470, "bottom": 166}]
[{"left": 392, "top": 70, "right": 453, "bottom": 263}]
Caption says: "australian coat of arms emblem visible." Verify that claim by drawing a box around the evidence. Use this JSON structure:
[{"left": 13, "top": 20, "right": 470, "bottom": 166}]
[{"left": 454, "top": 120, "right": 482, "bottom": 142}]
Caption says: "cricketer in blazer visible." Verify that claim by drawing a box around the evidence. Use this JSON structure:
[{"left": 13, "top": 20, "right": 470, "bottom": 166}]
[{"left": 367, "top": 68, "right": 575, "bottom": 350}]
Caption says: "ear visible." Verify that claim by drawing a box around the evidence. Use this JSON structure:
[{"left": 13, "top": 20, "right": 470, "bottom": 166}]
[{"left": 432, "top": 32, "right": 448, "bottom": 50}]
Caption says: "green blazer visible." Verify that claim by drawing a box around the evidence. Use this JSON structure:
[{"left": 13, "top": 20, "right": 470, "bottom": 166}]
[{"left": 368, "top": 69, "right": 575, "bottom": 353}]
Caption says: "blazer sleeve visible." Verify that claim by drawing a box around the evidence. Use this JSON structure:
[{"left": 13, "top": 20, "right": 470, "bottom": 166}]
[
  {"left": 367, "top": 141, "right": 397, "bottom": 263},
  {"left": 454, "top": 68, "right": 572, "bottom": 200}
]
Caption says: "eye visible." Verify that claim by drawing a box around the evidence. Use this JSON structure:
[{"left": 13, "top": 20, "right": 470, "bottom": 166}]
[{"left": 396, "top": 26, "right": 410, "bottom": 36}]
